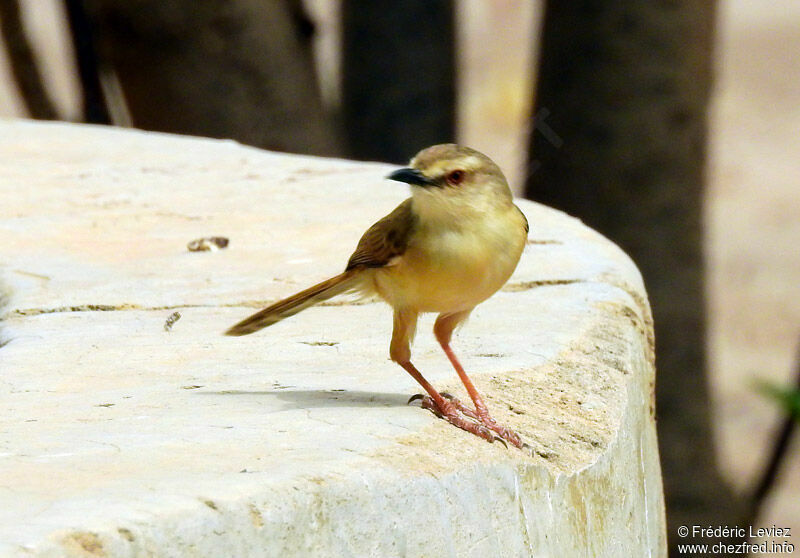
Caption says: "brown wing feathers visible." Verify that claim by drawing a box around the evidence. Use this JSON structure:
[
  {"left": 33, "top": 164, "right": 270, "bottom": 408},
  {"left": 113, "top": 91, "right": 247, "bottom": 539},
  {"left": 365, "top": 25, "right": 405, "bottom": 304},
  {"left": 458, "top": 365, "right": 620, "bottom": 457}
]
[{"left": 346, "top": 198, "right": 415, "bottom": 270}]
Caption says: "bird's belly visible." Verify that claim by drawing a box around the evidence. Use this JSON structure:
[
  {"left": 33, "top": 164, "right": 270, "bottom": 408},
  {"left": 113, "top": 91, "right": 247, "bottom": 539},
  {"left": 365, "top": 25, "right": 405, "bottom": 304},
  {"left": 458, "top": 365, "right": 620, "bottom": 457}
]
[{"left": 373, "top": 227, "right": 522, "bottom": 313}]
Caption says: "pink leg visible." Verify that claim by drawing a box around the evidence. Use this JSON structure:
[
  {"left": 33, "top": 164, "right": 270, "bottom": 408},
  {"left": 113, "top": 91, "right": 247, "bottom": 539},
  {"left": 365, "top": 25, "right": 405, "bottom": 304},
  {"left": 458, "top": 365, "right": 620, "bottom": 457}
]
[
  {"left": 398, "top": 360, "right": 497, "bottom": 444},
  {"left": 390, "top": 308, "right": 498, "bottom": 444},
  {"left": 434, "top": 312, "right": 523, "bottom": 448}
]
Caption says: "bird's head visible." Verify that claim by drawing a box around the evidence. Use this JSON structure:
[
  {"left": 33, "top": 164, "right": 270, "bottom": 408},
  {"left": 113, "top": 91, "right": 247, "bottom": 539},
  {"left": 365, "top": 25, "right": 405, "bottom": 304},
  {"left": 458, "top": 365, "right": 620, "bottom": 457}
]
[{"left": 387, "top": 144, "right": 513, "bottom": 220}]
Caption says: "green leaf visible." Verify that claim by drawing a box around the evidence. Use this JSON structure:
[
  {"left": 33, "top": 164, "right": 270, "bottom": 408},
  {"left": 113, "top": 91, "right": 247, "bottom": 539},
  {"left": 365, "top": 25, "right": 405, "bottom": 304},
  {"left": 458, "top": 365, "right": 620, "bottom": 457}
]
[{"left": 755, "top": 379, "right": 800, "bottom": 421}]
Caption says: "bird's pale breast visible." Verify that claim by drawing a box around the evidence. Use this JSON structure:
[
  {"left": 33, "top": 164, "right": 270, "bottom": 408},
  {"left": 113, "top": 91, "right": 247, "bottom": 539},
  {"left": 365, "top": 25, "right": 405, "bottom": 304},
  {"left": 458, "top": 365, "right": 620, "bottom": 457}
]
[{"left": 372, "top": 205, "right": 526, "bottom": 313}]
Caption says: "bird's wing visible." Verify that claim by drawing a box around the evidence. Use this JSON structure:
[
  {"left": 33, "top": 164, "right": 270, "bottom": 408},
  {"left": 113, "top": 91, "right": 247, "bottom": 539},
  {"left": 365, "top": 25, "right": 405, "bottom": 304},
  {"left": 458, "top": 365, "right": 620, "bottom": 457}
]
[{"left": 346, "top": 198, "right": 417, "bottom": 270}]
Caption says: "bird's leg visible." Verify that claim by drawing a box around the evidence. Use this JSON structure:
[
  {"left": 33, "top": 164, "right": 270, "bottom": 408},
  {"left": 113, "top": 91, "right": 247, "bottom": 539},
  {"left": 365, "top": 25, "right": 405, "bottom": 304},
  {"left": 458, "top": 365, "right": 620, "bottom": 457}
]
[
  {"left": 397, "top": 360, "right": 496, "bottom": 444},
  {"left": 434, "top": 312, "right": 523, "bottom": 448},
  {"left": 391, "top": 309, "right": 496, "bottom": 444},
  {"left": 436, "top": 343, "right": 522, "bottom": 447}
]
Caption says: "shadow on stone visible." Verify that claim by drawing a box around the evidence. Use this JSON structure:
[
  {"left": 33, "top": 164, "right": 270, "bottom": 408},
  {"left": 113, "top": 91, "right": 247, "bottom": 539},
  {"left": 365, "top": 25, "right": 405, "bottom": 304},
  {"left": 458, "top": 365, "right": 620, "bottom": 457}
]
[{"left": 201, "top": 389, "right": 410, "bottom": 410}]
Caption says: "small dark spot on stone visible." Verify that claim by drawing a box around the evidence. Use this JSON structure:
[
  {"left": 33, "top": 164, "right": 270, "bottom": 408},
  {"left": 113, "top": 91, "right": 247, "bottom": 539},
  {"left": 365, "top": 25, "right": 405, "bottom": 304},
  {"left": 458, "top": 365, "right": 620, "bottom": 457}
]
[
  {"left": 164, "top": 311, "right": 181, "bottom": 331},
  {"left": 271, "top": 384, "right": 295, "bottom": 390},
  {"left": 187, "top": 236, "right": 229, "bottom": 252},
  {"left": 63, "top": 532, "right": 104, "bottom": 554},
  {"left": 204, "top": 500, "right": 218, "bottom": 510},
  {"left": 117, "top": 527, "right": 135, "bottom": 542},
  {"left": 526, "top": 239, "right": 562, "bottom": 245}
]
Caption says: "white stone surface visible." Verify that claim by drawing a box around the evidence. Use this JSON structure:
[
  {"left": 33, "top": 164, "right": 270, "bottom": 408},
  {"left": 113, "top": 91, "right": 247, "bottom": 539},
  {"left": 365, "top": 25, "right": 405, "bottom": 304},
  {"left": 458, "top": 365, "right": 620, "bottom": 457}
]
[{"left": 0, "top": 120, "right": 666, "bottom": 557}]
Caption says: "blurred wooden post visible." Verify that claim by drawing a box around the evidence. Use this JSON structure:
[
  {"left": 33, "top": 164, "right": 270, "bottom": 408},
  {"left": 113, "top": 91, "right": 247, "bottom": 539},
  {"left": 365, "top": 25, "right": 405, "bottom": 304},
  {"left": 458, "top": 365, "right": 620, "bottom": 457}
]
[
  {"left": 341, "top": 0, "right": 456, "bottom": 163},
  {"left": 0, "top": 0, "right": 58, "bottom": 119},
  {"left": 84, "top": 0, "right": 340, "bottom": 155},
  {"left": 64, "top": 0, "right": 112, "bottom": 124},
  {"left": 524, "top": 2, "right": 738, "bottom": 554}
]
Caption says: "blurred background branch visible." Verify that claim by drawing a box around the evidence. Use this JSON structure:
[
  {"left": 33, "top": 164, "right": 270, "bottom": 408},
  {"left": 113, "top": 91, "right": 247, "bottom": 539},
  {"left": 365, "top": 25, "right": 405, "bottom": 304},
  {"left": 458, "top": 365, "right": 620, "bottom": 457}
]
[{"left": 748, "top": 341, "right": 800, "bottom": 527}]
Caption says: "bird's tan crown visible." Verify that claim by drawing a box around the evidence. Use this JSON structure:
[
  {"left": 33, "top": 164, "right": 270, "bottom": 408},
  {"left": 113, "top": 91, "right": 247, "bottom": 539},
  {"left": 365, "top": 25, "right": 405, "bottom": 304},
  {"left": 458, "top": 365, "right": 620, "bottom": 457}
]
[{"left": 410, "top": 144, "right": 498, "bottom": 177}]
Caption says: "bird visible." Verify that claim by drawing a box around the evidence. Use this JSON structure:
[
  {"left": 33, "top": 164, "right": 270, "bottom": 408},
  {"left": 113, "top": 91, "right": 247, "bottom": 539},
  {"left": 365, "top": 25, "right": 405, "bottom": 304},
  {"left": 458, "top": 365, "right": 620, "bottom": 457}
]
[{"left": 226, "top": 144, "right": 529, "bottom": 448}]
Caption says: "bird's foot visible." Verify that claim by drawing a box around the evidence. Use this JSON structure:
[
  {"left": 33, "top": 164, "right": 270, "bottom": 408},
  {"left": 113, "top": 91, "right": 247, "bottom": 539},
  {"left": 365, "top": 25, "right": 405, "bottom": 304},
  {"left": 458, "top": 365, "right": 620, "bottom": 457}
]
[
  {"left": 408, "top": 393, "right": 521, "bottom": 447},
  {"left": 475, "top": 415, "right": 523, "bottom": 448},
  {"left": 439, "top": 392, "right": 480, "bottom": 420},
  {"left": 439, "top": 393, "right": 524, "bottom": 448}
]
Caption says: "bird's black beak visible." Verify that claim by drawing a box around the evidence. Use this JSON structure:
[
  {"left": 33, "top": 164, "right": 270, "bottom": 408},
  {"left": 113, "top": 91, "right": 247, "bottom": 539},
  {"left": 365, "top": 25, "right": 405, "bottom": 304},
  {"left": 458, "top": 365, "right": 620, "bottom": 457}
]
[{"left": 387, "top": 167, "right": 433, "bottom": 186}]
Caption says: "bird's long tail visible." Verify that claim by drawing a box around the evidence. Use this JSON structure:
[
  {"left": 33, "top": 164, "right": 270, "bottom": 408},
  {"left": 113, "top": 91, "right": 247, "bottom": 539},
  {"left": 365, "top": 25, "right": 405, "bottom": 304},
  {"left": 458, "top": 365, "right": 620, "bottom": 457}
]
[{"left": 225, "top": 270, "right": 361, "bottom": 336}]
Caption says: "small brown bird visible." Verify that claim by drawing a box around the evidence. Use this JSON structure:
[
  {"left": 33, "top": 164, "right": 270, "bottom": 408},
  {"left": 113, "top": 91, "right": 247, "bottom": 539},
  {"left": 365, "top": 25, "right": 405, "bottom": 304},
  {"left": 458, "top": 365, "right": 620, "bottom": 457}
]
[{"left": 226, "top": 144, "right": 528, "bottom": 447}]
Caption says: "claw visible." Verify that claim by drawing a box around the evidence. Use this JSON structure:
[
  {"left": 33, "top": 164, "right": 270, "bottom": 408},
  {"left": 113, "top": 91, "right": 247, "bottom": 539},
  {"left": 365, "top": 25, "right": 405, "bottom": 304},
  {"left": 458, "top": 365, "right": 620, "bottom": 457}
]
[
  {"left": 423, "top": 400, "right": 444, "bottom": 418},
  {"left": 493, "top": 435, "right": 508, "bottom": 448},
  {"left": 407, "top": 393, "right": 425, "bottom": 405},
  {"left": 472, "top": 424, "right": 496, "bottom": 444}
]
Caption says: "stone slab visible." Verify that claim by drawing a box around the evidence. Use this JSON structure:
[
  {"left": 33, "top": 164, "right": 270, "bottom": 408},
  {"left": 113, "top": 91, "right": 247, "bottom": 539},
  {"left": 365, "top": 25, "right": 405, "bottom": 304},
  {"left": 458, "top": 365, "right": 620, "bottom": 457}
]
[{"left": 0, "top": 120, "right": 666, "bottom": 557}]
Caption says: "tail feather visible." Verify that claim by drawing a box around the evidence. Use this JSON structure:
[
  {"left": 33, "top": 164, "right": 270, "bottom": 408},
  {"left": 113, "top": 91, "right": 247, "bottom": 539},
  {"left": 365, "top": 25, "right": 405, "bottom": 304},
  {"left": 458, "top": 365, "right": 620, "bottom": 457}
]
[{"left": 225, "top": 270, "right": 359, "bottom": 336}]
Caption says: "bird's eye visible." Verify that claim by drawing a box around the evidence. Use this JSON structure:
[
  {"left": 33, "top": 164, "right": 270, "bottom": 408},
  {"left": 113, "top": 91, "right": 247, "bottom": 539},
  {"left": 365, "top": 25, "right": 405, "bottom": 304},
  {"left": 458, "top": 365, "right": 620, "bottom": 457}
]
[{"left": 446, "top": 170, "right": 465, "bottom": 186}]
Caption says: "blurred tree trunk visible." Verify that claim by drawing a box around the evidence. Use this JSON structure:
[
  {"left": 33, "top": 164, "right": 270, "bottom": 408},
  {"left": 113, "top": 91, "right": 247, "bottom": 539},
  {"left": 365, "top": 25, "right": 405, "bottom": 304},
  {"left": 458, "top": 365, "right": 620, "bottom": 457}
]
[
  {"left": 525, "top": 2, "right": 743, "bottom": 555},
  {"left": 64, "top": 0, "right": 112, "bottom": 124},
  {"left": 0, "top": 0, "right": 58, "bottom": 119},
  {"left": 83, "top": 0, "right": 340, "bottom": 155},
  {"left": 341, "top": 0, "right": 455, "bottom": 163}
]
